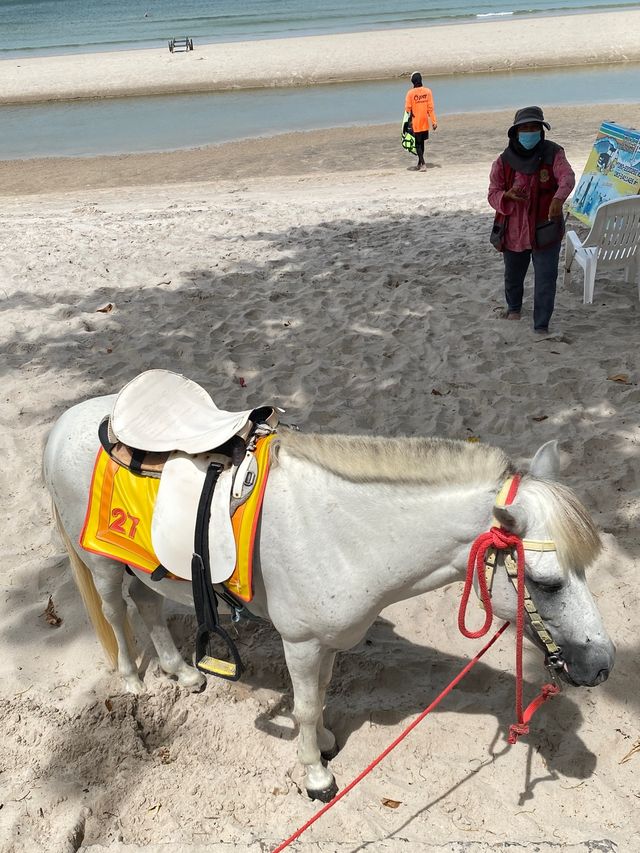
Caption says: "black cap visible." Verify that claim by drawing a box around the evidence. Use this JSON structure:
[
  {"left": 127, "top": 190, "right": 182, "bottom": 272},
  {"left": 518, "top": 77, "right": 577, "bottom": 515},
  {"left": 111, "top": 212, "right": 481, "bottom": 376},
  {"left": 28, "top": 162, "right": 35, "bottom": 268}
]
[
  {"left": 410, "top": 71, "right": 422, "bottom": 86},
  {"left": 508, "top": 106, "right": 551, "bottom": 136}
]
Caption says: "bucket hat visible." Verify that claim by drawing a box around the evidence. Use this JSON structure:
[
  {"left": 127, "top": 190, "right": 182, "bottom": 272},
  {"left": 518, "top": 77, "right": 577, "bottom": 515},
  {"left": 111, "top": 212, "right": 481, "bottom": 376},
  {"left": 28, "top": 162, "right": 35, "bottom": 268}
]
[{"left": 508, "top": 106, "right": 551, "bottom": 136}]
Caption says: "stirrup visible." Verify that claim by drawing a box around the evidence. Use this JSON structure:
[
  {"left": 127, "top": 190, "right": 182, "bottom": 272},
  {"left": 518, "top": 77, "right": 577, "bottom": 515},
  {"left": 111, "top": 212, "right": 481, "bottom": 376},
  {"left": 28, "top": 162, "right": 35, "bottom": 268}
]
[{"left": 195, "top": 624, "right": 244, "bottom": 681}]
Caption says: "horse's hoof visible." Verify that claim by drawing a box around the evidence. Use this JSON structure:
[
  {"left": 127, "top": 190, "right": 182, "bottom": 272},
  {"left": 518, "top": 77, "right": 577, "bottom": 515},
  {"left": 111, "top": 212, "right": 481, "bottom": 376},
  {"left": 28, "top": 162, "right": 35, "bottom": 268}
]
[
  {"left": 176, "top": 668, "right": 207, "bottom": 691},
  {"left": 308, "top": 780, "right": 339, "bottom": 803},
  {"left": 321, "top": 743, "right": 340, "bottom": 762},
  {"left": 123, "top": 675, "right": 144, "bottom": 694}
]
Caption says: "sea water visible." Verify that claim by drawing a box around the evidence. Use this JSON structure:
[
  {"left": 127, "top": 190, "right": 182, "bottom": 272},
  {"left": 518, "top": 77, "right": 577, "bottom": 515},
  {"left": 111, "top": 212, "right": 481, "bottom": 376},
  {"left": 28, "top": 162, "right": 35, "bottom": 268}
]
[
  {"left": 1, "top": 0, "right": 639, "bottom": 57},
  {"left": 1, "top": 62, "right": 639, "bottom": 160}
]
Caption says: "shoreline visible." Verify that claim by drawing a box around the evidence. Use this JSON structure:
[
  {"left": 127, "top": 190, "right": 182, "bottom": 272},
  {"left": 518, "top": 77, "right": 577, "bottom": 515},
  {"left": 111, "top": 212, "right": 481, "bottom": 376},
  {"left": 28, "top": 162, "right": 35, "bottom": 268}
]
[
  {"left": 3, "top": 63, "right": 639, "bottom": 162},
  {"left": 1, "top": 102, "right": 638, "bottom": 197},
  {"left": 1, "top": 10, "right": 640, "bottom": 105}
]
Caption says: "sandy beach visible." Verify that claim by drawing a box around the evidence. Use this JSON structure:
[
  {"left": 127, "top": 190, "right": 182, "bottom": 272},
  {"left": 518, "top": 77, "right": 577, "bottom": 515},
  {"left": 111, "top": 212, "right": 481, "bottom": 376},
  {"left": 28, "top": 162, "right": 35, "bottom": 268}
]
[
  {"left": 1, "top": 11, "right": 640, "bottom": 104},
  {"left": 1, "top": 101, "right": 640, "bottom": 852}
]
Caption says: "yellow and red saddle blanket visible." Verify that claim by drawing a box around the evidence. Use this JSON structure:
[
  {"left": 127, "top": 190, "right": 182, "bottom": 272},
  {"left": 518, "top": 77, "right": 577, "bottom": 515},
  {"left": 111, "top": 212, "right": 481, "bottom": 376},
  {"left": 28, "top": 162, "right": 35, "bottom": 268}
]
[{"left": 80, "top": 434, "right": 275, "bottom": 602}]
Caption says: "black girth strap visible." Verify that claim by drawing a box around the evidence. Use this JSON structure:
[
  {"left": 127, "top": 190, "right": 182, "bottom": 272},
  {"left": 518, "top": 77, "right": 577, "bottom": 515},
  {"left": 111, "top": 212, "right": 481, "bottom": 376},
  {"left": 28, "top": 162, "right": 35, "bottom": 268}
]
[{"left": 191, "top": 462, "right": 244, "bottom": 681}]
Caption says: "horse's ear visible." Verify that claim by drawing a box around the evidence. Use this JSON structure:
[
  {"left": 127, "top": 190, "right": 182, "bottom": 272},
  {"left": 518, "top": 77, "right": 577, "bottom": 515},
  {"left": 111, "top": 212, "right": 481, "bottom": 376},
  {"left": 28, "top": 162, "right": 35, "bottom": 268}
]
[
  {"left": 494, "top": 505, "right": 527, "bottom": 535},
  {"left": 529, "top": 440, "right": 560, "bottom": 480}
]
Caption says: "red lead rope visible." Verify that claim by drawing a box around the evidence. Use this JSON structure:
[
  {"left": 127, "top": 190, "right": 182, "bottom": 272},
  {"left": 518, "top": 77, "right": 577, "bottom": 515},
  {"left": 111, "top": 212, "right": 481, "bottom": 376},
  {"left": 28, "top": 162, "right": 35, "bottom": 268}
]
[
  {"left": 458, "top": 525, "right": 559, "bottom": 743},
  {"left": 271, "top": 622, "right": 509, "bottom": 853}
]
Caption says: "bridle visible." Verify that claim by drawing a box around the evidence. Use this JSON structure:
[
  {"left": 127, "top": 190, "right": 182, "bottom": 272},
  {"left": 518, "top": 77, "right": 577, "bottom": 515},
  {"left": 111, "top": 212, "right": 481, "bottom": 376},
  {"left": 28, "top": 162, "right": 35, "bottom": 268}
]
[
  {"left": 458, "top": 473, "right": 564, "bottom": 743},
  {"left": 483, "top": 475, "right": 565, "bottom": 672}
]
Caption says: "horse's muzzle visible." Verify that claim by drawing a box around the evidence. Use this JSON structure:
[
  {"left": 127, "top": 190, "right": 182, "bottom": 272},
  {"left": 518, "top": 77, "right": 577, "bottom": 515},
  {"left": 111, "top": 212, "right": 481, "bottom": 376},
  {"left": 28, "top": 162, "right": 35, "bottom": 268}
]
[
  {"left": 558, "top": 665, "right": 611, "bottom": 687},
  {"left": 556, "top": 641, "right": 615, "bottom": 687}
]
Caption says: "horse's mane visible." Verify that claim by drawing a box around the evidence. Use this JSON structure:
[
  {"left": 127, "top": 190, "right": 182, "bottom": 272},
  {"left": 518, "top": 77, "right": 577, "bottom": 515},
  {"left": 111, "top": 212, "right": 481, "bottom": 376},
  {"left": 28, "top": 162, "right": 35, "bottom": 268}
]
[
  {"left": 522, "top": 478, "right": 602, "bottom": 570},
  {"left": 276, "top": 431, "right": 601, "bottom": 569},
  {"left": 277, "top": 430, "right": 513, "bottom": 487}
]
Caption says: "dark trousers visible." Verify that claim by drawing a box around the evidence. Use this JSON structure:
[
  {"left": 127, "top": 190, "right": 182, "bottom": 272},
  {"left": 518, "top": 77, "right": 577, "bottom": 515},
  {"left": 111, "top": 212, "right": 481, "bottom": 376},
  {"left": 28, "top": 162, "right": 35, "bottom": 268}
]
[
  {"left": 503, "top": 242, "right": 561, "bottom": 330},
  {"left": 414, "top": 130, "right": 429, "bottom": 163}
]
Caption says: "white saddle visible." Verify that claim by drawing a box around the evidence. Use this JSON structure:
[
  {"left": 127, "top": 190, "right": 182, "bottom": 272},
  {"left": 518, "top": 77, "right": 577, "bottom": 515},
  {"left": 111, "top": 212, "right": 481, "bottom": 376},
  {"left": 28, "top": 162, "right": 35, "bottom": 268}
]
[{"left": 111, "top": 369, "right": 254, "bottom": 454}]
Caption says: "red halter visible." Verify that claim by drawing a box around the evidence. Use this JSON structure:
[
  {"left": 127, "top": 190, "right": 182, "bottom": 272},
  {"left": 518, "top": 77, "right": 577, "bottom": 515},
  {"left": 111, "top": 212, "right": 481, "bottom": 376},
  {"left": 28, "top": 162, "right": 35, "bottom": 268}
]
[{"left": 458, "top": 474, "right": 559, "bottom": 744}]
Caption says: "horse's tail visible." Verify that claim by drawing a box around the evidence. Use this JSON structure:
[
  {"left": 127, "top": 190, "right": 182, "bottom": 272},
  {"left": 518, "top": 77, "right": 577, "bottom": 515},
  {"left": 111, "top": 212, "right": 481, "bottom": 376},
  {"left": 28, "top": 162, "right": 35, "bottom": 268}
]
[{"left": 53, "top": 505, "right": 119, "bottom": 671}]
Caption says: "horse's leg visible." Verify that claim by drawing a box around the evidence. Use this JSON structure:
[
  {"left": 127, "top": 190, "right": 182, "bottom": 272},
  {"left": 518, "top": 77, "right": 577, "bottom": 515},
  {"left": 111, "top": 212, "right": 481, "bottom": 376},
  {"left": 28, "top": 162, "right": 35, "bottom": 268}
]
[
  {"left": 282, "top": 638, "right": 338, "bottom": 802},
  {"left": 317, "top": 649, "right": 338, "bottom": 760},
  {"left": 56, "top": 509, "right": 143, "bottom": 694},
  {"left": 86, "top": 560, "right": 144, "bottom": 694},
  {"left": 127, "top": 577, "right": 205, "bottom": 691}
]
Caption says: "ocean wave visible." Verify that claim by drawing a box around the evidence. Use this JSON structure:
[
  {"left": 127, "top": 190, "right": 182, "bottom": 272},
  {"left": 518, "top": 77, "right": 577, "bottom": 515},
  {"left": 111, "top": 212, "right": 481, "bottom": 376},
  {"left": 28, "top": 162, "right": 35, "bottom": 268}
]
[{"left": 1, "top": 0, "right": 639, "bottom": 59}]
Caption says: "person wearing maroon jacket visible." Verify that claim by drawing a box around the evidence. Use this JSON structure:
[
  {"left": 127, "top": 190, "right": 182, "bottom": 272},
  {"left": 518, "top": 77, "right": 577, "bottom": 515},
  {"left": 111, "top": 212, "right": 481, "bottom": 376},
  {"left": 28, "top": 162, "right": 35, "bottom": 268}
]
[{"left": 488, "top": 106, "right": 575, "bottom": 334}]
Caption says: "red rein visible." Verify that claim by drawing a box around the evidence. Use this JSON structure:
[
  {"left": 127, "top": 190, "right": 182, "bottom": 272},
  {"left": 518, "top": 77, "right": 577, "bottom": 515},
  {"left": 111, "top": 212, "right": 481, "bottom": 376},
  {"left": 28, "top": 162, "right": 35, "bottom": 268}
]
[{"left": 458, "top": 477, "right": 559, "bottom": 743}]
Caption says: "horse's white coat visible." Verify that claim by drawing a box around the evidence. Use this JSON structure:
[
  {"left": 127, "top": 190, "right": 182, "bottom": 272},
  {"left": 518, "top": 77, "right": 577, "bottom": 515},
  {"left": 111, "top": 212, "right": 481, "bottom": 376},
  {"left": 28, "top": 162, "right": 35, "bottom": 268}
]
[{"left": 43, "top": 395, "right": 615, "bottom": 799}]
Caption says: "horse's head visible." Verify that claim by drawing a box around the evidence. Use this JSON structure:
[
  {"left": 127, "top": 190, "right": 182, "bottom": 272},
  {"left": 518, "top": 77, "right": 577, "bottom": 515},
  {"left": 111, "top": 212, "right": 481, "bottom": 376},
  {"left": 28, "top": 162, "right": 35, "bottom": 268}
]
[{"left": 489, "top": 441, "right": 615, "bottom": 687}]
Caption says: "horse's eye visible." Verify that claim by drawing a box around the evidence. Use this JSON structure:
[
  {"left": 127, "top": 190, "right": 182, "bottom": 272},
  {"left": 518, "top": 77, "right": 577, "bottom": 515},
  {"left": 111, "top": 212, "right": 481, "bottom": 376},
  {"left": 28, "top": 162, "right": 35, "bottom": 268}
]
[{"left": 534, "top": 581, "right": 563, "bottom": 594}]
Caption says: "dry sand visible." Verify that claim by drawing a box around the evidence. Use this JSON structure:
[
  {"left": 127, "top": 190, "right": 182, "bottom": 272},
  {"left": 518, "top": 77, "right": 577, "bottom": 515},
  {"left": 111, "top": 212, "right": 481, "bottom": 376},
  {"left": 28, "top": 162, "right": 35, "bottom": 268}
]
[
  {"left": 1, "top": 11, "right": 640, "bottom": 104},
  {"left": 1, "top": 103, "right": 640, "bottom": 852}
]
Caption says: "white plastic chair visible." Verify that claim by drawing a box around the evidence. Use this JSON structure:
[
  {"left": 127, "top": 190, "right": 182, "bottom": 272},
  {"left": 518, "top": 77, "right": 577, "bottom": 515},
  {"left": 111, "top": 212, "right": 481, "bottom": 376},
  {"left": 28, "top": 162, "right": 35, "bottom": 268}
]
[{"left": 564, "top": 196, "right": 640, "bottom": 303}]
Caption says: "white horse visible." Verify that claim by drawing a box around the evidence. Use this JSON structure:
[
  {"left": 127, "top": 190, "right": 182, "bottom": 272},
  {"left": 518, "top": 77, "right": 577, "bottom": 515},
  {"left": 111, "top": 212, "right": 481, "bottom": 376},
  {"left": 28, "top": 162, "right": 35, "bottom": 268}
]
[{"left": 44, "top": 394, "right": 615, "bottom": 802}]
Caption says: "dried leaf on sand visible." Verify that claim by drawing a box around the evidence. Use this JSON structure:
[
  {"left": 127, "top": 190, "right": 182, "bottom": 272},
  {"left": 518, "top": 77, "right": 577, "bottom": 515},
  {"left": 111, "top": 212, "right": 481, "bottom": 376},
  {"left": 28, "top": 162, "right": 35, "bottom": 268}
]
[{"left": 42, "top": 596, "right": 62, "bottom": 627}]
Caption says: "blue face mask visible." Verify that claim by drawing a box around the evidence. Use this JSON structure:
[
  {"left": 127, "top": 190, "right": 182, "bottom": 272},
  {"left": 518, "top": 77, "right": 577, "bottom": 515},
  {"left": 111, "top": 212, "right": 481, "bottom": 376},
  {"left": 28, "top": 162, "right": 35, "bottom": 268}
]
[{"left": 518, "top": 130, "right": 542, "bottom": 150}]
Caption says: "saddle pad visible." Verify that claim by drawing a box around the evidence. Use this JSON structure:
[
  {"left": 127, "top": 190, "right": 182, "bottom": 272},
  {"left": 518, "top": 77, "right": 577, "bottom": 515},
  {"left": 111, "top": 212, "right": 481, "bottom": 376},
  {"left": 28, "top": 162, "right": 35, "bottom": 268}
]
[
  {"left": 79, "top": 436, "right": 276, "bottom": 601},
  {"left": 111, "top": 369, "right": 254, "bottom": 454},
  {"left": 80, "top": 449, "right": 163, "bottom": 574}
]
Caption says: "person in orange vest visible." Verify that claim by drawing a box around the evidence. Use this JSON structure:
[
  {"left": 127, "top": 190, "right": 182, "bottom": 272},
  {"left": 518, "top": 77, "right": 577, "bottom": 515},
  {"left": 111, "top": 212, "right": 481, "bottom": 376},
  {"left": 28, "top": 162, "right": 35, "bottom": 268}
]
[{"left": 404, "top": 71, "right": 438, "bottom": 172}]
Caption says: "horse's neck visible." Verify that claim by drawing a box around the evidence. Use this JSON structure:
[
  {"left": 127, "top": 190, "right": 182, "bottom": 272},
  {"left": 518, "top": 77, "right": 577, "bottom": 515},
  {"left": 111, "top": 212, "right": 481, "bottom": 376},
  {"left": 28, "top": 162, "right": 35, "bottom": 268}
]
[
  {"left": 268, "top": 457, "right": 498, "bottom": 605},
  {"left": 359, "top": 481, "right": 497, "bottom": 600}
]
